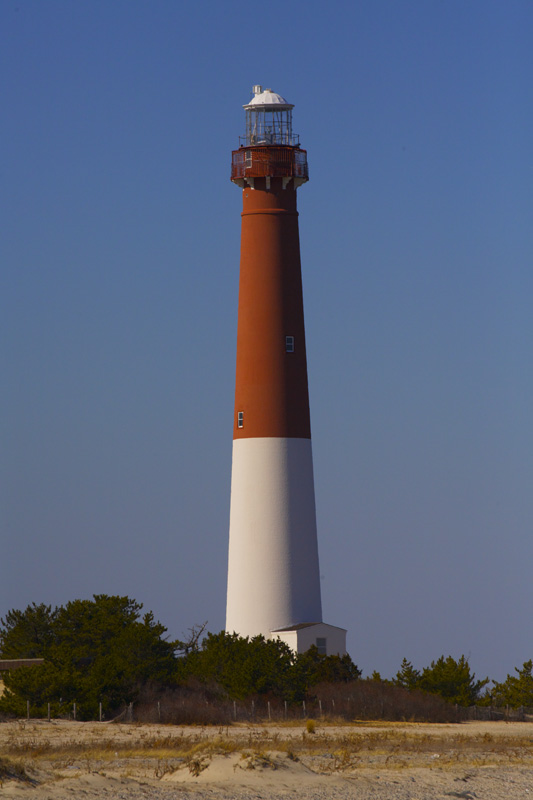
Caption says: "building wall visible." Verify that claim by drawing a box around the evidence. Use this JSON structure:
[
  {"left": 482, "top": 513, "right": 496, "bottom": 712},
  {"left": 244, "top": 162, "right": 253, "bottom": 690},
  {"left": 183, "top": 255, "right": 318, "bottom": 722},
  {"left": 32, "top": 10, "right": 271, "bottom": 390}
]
[{"left": 273, "top": 623, "right": 347, "bottom": 656}]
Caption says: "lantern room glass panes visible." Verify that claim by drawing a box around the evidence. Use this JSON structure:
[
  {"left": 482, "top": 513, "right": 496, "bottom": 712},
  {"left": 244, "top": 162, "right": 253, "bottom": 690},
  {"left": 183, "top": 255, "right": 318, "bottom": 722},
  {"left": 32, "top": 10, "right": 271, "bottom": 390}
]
[{"left": 245, "top": 107, "right": 296, "bottom": 146}]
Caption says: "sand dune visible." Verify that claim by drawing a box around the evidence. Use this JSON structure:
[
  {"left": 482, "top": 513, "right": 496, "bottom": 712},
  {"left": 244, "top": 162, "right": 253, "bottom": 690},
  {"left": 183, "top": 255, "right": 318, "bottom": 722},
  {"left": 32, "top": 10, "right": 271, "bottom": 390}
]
[{"left": 1, "top": 719, "right": 532, "bottom": 798}]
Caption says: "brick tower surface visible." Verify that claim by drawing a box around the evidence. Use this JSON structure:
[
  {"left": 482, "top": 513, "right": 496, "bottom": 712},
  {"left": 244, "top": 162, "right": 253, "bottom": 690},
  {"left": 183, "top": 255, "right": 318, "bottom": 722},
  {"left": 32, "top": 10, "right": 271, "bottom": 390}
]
[{"left": 225, "top": 87, "right": 346, "bottom": 656}]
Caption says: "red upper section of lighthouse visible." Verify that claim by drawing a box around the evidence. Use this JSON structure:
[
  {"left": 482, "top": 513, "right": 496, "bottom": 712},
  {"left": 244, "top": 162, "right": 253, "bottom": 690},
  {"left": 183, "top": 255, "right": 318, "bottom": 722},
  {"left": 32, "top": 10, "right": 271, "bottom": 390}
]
[
  {"left": 231, "top": 87, "right": 312, "bottom": 440},
  {"left": 233, "top": 181, "right": 311, "bottom": 440}
]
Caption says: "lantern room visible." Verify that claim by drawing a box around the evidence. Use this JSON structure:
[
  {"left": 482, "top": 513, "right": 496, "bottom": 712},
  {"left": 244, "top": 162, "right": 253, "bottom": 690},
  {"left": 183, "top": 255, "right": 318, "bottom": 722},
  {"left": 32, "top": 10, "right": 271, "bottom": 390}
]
[
  {"left": 242, "top": 85, "right": 297, "bottom": 146},
  {"left": 231, "top": 86, "right": 308, "bottom": 187}
]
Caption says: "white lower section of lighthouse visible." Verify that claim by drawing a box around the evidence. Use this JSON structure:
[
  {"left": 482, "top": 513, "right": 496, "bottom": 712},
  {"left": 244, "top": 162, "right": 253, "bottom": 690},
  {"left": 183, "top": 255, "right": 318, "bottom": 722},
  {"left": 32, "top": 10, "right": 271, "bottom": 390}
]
[{"left": 226, "top": 437, "right": 323, "bottom": 639}]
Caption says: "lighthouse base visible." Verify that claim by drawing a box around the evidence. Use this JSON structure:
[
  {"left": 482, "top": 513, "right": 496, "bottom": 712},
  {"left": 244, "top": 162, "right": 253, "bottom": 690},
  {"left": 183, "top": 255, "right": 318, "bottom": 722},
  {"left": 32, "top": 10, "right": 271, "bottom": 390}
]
[
  {"left": 271, "top": 622, "right": 347, "bottom": 656},
  {"left": 226, "top": 437, "right": 323, "bottom": 639}
]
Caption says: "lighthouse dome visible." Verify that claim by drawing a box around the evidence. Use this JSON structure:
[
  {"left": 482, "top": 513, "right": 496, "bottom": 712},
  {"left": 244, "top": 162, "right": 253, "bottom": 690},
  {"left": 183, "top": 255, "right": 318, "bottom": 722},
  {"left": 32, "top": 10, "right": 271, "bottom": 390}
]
[{"left": 244, "top": 86, "right": 294, "bottom": 110}]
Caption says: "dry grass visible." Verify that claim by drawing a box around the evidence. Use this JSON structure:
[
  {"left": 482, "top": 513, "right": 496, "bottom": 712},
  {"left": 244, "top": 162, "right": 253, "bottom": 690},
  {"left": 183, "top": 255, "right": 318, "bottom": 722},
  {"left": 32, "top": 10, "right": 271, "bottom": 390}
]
[
  {"left": 1, "top": 720, "right": 533, "bottom": 781},
  {"left": 0, "top": 755, "right": 32, "bottom": 786}
]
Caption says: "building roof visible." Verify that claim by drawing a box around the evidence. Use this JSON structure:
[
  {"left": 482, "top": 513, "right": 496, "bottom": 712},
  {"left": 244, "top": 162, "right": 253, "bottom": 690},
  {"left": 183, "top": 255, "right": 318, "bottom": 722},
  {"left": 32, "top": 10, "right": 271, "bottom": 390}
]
[
  {"left": 244, "top": 87, "right": 294, "bottom": 111},
  {"left": 271, "top": 622, "right": 320, "bottom": 632},
  {"left": 271, "top": 622, "right": 348, "bottom": 633},
  {"left": 0, "top": 658, "right": 44, "bottom": 671}
]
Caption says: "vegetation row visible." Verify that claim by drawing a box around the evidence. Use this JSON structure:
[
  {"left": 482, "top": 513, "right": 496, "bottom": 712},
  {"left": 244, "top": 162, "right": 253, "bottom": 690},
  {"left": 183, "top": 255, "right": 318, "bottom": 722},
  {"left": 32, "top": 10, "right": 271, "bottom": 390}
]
[{"left": 1, "top": 596, "right": 531, "bottom": 722}]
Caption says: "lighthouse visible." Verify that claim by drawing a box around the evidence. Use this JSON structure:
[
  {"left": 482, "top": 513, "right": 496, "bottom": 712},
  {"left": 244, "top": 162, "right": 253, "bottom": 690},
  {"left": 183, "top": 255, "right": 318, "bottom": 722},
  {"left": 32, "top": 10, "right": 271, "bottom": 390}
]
[{"left": 226, "top": 86, "right": 346, "bottom": 656}]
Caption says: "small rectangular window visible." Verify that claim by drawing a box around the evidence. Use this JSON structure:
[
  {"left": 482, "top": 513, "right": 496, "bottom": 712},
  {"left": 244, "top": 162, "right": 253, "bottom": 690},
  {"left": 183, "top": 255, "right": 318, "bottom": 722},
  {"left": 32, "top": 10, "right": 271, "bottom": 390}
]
[
  {"left": 245, "top": 151, "right": 252, "bottom": 168},
  {"left": 316, "top": 637, "right": 327, "bottom": 655},
  {"left": 237, "top": 411, "right": 244, "bottom": 428},
  {"left": 285, "top": 335, "right": 295, "bottom": 353}
]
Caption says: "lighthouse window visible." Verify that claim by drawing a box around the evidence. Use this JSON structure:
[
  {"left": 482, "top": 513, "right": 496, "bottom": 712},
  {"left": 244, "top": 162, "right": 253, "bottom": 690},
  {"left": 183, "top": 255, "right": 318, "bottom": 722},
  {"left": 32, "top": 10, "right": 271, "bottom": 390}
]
[
  {"left": 285, "top": 336, "right": 295, "bottom": 353},
  {"left": 316, "top": 637, "right": 327, "bottom": 655},
  {"left": 237, "top": 411, "right": 244, "bottom": 428}
]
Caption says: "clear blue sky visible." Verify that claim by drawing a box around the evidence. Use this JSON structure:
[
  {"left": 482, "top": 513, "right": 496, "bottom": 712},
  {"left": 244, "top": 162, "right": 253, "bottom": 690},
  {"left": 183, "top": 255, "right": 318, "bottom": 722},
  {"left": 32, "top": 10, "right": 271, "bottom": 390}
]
[{"left": 2, "top": 0, "right": 532, "bottom": 683}]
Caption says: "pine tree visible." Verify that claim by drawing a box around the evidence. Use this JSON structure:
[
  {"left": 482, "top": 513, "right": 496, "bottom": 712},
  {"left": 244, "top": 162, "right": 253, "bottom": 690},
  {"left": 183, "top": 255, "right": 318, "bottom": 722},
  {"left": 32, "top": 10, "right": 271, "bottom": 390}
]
[
  {"left": 394, "top": 658, "right": 421, "bottom": 691},
  {"left": 418, "top": 655, "right": 488, "bottom": 706},
  {"left": 0, "top": 603, "right": 57, "bottom": 659},
  {"left": 0, "top": 596, "right": 177, "bottom": 719},
  {"left": 491, "top": 660, "right": 533, "bottom": 708}
]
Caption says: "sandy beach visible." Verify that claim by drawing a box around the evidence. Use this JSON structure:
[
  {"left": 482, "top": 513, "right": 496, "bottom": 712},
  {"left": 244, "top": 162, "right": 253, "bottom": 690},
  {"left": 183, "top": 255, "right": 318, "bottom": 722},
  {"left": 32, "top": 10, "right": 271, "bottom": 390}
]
[{"left": 1, "top": 718, "right": 532, "bottom": 798}]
